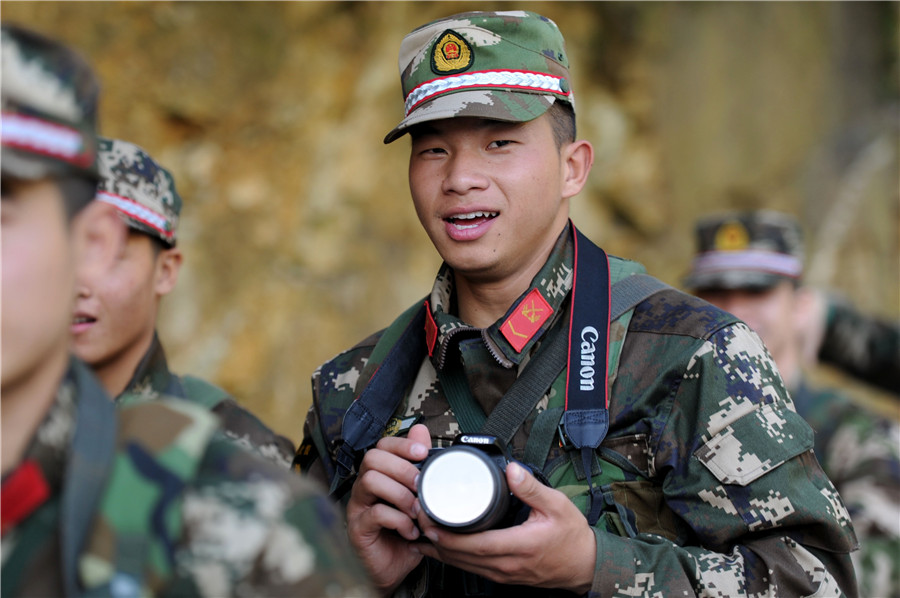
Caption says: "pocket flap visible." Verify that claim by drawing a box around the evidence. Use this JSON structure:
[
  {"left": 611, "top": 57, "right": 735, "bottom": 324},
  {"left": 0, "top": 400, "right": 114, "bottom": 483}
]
[{"left": 694, "top": 404, "right": 813, "bottom": 486}]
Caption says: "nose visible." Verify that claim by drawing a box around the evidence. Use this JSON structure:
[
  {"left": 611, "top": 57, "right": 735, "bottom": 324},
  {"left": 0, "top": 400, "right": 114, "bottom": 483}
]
[
  {"left": 75, "top": 283, "right": 92, "bottom": 299},
  {"left": 441, "top": 148, "right": 489, "bottom": 196}
]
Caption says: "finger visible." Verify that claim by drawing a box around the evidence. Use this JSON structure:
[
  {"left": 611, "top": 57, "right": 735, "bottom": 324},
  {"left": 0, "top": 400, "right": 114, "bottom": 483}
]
[
  {"left": 359, "top": 447, "right": 421, "bottom": 492},
  {"left": 349, "top": 502, "right": 421, "bottom": 545},
  {"left": 375, "top": 431, "right": 430, "bottom": 463},
  {"left": 350, "top": 467, "right": 419, "bottom": 519},
  {"left": 505, "top": 462, "right": 548, "bottom": 509}
]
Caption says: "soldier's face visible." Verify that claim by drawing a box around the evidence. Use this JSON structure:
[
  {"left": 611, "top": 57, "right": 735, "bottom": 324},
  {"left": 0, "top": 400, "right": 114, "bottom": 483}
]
[
  {"left": 408, "top": 114, "right": 574, "bottom": 288},
  {"left": 697, "top": 280, "right": 800, "bottom": 366},
  {"left": 1, "top": 177, "right": 77, "bottom": 395},
  {"left": 71, "top": 232, "right": 162, "bottom": 374}
]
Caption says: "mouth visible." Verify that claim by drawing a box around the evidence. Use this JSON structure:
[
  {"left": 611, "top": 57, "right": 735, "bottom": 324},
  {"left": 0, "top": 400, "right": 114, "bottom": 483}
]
[
  {"left": 444, "top": 211, "right": 499, "bottom": 230},
  {"left": 72, "top": 315, "right": 96, "bottom": 325},
  {"left": 71, "top": 314, "right": 97, "bottom": 333}
]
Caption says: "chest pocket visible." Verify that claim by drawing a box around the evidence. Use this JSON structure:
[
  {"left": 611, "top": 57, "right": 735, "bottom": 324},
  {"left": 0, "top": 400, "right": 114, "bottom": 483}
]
[{"left": 544, "top": 433, "right": 692, "bottom": 544}]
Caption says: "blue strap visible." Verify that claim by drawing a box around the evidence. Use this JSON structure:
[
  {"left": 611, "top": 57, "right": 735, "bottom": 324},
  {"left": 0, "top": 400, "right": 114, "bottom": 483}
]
[{"left": 62, "top": 359, "right": 118, "bottom": 598}]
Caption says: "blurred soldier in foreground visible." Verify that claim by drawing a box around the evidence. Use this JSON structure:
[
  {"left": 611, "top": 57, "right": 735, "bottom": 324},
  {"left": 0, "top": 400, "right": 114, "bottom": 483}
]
[
  {"left": 72, "top": 137, "right": 295, "bottom": 467},
  {"left": 0, "top": 24, "right": 372, "bottom": 597},
  {"left": 297, "top": 10, "right": 858, "bottom": 596},
  {"left": 684, "top": 209, "right": 900, "bottom": 597}
]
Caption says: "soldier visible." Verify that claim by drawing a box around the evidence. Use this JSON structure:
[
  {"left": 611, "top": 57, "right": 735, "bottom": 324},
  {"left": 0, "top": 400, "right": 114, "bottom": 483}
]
[
  {"left": 1, "top": 24, "right": 373, "bottom": 597},
  {"left": 72, "top": 137, "right": 295, "bottom": 467},
  {"left": 684, "top": 209, "right": 900, "bottom": 598},
  {"left": 296, "top": 10, "right": 858, "bottom": 597}
]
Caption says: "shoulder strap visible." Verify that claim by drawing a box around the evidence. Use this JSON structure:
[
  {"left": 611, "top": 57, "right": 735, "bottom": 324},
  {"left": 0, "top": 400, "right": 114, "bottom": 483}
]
[
  {"left": 610, "top": 273, "right": 670, "bottom": 321},
  {"left": 333, "top": 300, "right": 428, "bottom": 490},
  {"left": 180, "top": 375, "right": 231, "bottom": 410},
  {"left": 62, "top": 360, "right": 118, "bottom": 598}
]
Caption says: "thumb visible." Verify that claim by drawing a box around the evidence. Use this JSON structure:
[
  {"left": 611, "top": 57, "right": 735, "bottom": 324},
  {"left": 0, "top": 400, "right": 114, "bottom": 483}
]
[
  {"left": 506, "top": 462, "right": 545, "bottom": 507},
  {"left": 406, "top": 423, "right": 432, "bottom": 460}
]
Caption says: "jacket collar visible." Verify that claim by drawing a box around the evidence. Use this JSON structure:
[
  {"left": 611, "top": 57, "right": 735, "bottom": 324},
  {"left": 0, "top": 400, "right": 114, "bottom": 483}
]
[{"left": 427, "top": 223, "right": 574, "bottom": 370}]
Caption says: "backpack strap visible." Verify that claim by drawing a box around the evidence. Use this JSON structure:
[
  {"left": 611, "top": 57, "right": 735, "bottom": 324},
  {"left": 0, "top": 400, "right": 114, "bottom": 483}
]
[{"left": 62, "top": 360, "right": 118, "bottom": 598}]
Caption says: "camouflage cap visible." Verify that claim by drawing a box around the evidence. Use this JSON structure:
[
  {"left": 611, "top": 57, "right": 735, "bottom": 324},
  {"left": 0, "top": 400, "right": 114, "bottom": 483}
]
[
  {"left": 96, "top": 137, "right": 181, "bottom": 246},
  {"left": 384, "top": 10, "right": 574, "bottom": 144},
  {"left": 1, "top": 24, "right": 100, "bottom": 181},
  {"left": 683, "top": 210, "right": 804, "bottom": 291}
]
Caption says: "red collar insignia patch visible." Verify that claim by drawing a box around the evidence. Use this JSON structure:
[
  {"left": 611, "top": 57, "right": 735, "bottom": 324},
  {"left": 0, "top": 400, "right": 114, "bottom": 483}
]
[
  {"left": 500, "top": 288, "right": 554, "bottom": 353},
  {"left": 424, "top": 301, "right": 438, "bottom": 357}
]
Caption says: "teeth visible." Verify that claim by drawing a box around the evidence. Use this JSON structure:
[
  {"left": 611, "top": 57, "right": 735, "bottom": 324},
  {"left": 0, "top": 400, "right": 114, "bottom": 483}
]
[
  {"left": 453, "top": 211, "right": 498, "bottom": 221},
  {"left": 72, "top": 316, "right": 93, "bottom": 325}
]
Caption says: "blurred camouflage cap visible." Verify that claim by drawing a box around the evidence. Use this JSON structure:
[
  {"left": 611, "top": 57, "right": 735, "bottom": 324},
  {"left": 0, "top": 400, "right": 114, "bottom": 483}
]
[
  {"left": 384, "top": 10, "right": 574, "bottom": 144},
  {"left": 96, "top": 137, "right": 181, "bottom": 246},
  {"left": 683, "top": 210, "right": 804, "bottom": 291},
  {"left": 1, "top": 24, "right": 100, "bottom": 181}
]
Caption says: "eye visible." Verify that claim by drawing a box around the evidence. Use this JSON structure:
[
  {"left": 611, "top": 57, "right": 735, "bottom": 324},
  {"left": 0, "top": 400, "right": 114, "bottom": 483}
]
[{"left": 487, "top": 139, "right": 514, "bottom": 149}]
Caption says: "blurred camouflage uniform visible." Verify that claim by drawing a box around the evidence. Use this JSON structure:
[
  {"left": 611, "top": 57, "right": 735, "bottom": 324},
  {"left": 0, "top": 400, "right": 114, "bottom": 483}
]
[
  {"left": 684, "top": 210, "right": 900, "bottom": 598},
  {"left": 1, "top": 24, "right": 373, "bottom": 597},
  {"left": 96, "top": 136, "right": 296, "bottom": 468},
  {"left": 819, "top": 295, "right": 900, "bottom": 395},
  {"left": 297, "top": 12, "right": 859, "bottom": 597}
]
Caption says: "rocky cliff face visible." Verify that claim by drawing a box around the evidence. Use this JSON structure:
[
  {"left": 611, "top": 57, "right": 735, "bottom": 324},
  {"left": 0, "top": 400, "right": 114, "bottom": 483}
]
[{"left": 5, "top": 2, "right": 896, "bottom": 438}]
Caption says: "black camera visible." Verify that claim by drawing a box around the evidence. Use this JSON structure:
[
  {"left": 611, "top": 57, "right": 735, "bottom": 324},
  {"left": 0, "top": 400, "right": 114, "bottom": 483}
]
[{"left": 416, "top": 434, "right": 530, "bottom": 533}]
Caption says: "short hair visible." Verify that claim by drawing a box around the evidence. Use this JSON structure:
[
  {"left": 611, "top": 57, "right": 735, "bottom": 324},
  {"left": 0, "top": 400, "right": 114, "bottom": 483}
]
[{"left": 547, "top": 101, "right": 576, "bottom": 149}]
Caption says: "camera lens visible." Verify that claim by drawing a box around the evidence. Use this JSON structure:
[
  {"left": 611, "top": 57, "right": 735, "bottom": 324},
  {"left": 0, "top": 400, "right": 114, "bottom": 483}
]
[{"left": 417, "top": 445, "right": 509, "bottom": 533}]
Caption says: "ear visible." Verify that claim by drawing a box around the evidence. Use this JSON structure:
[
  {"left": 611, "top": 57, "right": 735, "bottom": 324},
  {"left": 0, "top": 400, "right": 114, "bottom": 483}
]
[
  {"left": 560, "top": 139, "right": 594, "bottom": 200},
  {"left": 794, "top": 285, "right": 827, "bottom": 366},
  {"left": 72, "top": 201, "right": 128, "bottom": 284},
  {"left": 154, "top": 246, "right": 182, "bottom": 297}
]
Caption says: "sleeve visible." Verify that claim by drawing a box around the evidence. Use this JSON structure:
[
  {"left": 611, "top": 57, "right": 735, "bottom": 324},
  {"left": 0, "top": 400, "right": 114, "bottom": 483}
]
[
  {"left": 819, "top": 296, "right": 900, "bottom": 394},
  {"left": 589, "top": 322, "right": 860, "bottom": 598},
  {"left": 818, "top": 408, "right": 900, "bottom": 598},
  {"left": 166, "top": 438, "right": 375, "bottom": 597}
]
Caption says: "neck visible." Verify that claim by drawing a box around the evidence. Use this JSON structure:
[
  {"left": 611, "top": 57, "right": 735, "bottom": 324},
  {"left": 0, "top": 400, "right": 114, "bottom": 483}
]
[
  {"left": 92, "top": 331, "right": 155, "bottom": 398},
  {"left": 1, "top": 347, "right": 69, "bottom": 475},
  {"left": 455, "top": 241, "right": 558, "bottom": 329},
  {"left": 774, "top": 347, "right": 802, "bottom": 391}
]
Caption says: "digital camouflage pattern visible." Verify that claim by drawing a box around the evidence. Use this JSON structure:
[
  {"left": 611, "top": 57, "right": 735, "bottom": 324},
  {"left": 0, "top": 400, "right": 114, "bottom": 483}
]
[
  {"left": 300, "top": 225, "right": 858, "bottom": 597},
  {"left": 1, "top": 359, "right": 373, "bottom": 597},
  {"left": 819, "top": 295, "right": 900, "bottom": 394},
  {"left": 0, "top": 24, "right": 99, "bottom": 181},
  {"left": 384, "top": 11, "right": 573, "bottom": 143},
  {"left": 117, "top": 332, "right": 296, "bottom": 468},
  {"left": 791, "top": 379, "right": 900, "bottom": 597},
  {"left": 97, "top": 136, "right": 181, "bottom": 246}
]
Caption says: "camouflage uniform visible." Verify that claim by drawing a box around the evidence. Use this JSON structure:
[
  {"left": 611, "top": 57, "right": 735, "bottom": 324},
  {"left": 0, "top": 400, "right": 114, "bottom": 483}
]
[
  {"left": 1, "top": 24, "right": 373, "bottom": 597},
  {"left": 95, "top": 137, "right": 295, "bottom": 467},
  {"left": 684, "top": 210, "right": 900, "bottom": 598},
  {"left": 301, "top": 224, "right": 858, "bottom": 597},
  {"left": 818, "top": 295, "right": 900, "bottom": 395},
  {"left": 2, "top": 358, "right": 373, "bottom": 597}
]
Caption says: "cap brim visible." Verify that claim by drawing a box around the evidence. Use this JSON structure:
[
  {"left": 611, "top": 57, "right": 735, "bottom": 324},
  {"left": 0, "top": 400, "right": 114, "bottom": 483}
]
[
  {"left": 1, "top": 146, "right": 98, "bottom": 181},
  {"left": 384, "top": 89, "right": 557, "bottom": 144},
  {"left": 683, "top": 269, "right": 788, "bottom": 292}
]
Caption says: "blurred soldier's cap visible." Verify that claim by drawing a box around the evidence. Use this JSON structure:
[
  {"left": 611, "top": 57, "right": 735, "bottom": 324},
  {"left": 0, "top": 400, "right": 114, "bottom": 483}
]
[
  {"left": 384, "top": 10, "right": 574, "bottom": 144},
  {"left": 683, "top": 210, "right": 804, "bottom": 291},
  {"left": 1, "top": 24, "right": 100, "bottom": 181},
  {"left": 96, "top": 137, "right": 181, "bottom": 247}
]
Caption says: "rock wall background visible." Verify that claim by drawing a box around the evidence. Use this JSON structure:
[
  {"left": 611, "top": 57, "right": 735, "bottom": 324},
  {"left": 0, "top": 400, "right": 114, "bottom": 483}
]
[{"left": 4, "top": 1, "right": 897, "bottom": 440}]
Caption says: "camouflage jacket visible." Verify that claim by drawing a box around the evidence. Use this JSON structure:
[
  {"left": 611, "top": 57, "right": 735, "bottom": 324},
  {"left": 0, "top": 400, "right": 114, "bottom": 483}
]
[
  {"left": 819, "top": 296, "right": 900, "bottom": 395},
  {"left": 791, "top": 377, "right": 900, "bottom": 598},
  {"left": 299, "top": 225, "right": 858, "bottom": 597},
  {"left": 117, "top": 332, "right": 295, "bottom": 468},
  {"left": 1, "top": 358, "right": 373, "bottom": 597}
]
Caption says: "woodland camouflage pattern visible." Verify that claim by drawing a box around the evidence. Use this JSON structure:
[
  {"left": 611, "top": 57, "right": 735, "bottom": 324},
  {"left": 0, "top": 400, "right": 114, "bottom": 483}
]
[
  {"left": 300, "top": 225, "right": 858, "bottom": 597},
  {"left": 1, "top": 359, "right": 373, "bottom": 597},
  {"left": 117, "top": 333, "right": 296, "bottom": 468},
  {"left": 385, "top": 11, "right": 573, "bottom": 143},
  {"left": 97, "top": 136, "right": 181, "bottom": 246},
  {"left": 791, "top": 380, "right": 900, "bottom": 597}
]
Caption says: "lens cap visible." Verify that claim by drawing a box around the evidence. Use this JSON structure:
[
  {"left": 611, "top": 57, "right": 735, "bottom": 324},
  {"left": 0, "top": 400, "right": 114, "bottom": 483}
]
[{"left": 417, "top": 445, "right": 509, "bottom": 533}]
